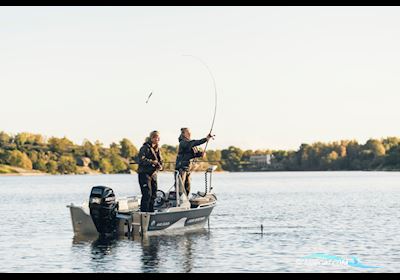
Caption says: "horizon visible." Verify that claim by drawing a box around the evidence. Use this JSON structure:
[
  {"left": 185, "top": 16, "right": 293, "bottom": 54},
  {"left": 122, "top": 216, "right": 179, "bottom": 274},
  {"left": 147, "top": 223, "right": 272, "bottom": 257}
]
[{"left": 1, "top": 6, "right": 400, "bottom": 150}]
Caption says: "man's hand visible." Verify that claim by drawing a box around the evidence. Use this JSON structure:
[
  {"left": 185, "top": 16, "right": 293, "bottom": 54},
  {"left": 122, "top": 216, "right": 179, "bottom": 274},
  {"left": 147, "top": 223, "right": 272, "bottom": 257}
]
[
  {"left": 152, "top": 160, "right": 163, "bottom": 170},
  {"left": 206, "top": 133, "right": 215, "bottom": 141}
]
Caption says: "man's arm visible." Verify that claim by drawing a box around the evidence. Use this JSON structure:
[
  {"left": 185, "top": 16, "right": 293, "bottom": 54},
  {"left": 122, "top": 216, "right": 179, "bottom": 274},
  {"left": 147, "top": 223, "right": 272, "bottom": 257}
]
[
  {"left": 138, "top": 146, "right": 155, "bottom": 166},
  {"left": 189, "top": 138, "right": 208, "bottom": 148}
]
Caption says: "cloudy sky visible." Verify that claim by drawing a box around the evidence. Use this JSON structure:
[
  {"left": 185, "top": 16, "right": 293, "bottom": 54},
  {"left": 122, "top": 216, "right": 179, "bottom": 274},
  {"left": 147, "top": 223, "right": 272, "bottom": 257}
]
[{"left": 1, "top": 6, "right": 400, "bottom": 150}]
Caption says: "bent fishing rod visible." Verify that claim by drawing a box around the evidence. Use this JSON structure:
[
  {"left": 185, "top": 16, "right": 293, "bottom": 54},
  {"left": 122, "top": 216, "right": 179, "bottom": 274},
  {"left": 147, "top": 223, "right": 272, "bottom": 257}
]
[{"left": 182, "top": 54, "right": 218, "bottom": 155}]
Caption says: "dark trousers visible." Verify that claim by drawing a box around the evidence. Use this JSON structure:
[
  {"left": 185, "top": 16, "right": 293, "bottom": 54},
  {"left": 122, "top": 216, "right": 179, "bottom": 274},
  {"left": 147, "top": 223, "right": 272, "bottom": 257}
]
[
  {"left": 138, "top": 173, "right": 157, "bottom": 212},
  {"left": 177, "top": 170, "right": 191, "bottom": 196}
]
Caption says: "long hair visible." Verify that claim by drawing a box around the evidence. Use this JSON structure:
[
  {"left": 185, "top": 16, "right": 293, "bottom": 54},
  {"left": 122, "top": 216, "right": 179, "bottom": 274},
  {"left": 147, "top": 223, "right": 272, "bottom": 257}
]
[
  {"left": 179, "top": 127, "right": 189, "bottom": 141},
  {"left": 145, "top": 130, "right": 160, "bottom": 148}
]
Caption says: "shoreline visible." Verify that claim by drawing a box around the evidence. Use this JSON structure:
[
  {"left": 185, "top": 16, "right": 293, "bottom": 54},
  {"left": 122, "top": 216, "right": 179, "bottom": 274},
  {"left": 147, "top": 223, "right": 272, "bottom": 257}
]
[
  {"left": 1, "top": 169, "right": 399, "bottom": 177},
  {"left": 0, "top": 173, "right": 49, "bottom": 177}
]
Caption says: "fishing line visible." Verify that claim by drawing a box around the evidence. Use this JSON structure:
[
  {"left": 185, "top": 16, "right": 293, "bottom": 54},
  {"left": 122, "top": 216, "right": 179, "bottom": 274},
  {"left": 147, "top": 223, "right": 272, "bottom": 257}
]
[{"left": 182, "top": 54, "right": 218, "bottom": 154}]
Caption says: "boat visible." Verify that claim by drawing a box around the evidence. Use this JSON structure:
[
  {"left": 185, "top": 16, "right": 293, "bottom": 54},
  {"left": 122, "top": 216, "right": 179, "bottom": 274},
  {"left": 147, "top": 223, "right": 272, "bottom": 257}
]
[{"left": 67, "top": 166, "right": 218, "bottom": 238}]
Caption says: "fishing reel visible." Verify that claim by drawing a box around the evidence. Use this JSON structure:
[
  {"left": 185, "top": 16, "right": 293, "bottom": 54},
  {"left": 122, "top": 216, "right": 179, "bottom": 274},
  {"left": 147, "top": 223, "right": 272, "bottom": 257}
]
[{"left": 207, "top": 133, "right": 216, "bottom": 140}]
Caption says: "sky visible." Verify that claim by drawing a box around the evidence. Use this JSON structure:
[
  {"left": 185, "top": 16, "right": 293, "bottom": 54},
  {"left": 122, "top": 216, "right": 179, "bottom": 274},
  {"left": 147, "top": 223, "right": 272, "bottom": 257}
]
[{"left": 1, "top": 6, "right": 400, "bottom": 151}]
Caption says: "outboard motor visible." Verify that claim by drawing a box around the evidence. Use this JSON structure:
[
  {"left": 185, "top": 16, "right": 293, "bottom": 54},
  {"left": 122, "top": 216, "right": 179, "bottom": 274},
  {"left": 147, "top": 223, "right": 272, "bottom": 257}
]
[{"left": 89, "top": 186, "right": 118, "bottom": 237}]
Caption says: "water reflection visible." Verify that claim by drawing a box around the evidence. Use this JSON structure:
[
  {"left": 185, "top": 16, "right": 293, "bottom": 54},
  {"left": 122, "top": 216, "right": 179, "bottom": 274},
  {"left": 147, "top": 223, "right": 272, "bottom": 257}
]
[
  {"left": 182, "top": 233, "right": 194, "bottom": 273},
  {"left": 140, "top": 235, "right": 161, "bottom": 272},
  {"left": 139, "top": 229, "right": 209, "bottom": 273},
  {"left": 72, "top": 229, "right": 210, "bottom": 273},
  {"left": 91, "top": 236, "right": 118, "bottom": 258},
  {"left": 89, "top": 236, "right": 119, "bottom": 272}
]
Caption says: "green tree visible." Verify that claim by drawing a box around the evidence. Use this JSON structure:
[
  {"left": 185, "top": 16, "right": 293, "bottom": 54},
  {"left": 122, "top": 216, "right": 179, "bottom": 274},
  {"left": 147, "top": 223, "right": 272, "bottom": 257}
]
[
  {"left": 99, "top": 158, "right": 113, "bottom": 173},
  {"left": 46, "top": 160, "right": 58, "bottom": 174},
  {"left": 33, "top": 159, "right": 48, "bottom": 172},
  {"left": 221, "top": 146, "right": 243, "bottom": 171},
  {"left": 14, "top": 132, "right": 30, "bottom": 146},
  {"left": 104, "top": 142, "right": 127, "bottom": 173},
  {"left": 337, "top": 140, "right": 358, "bottom": 170},
  {"left": 241, "top": 150, "right": 254, "bottom": 162},
  {"left": 0, "top": 148, "right": 6, "bottom": 164},
  {"left": 272, "top": 150, "right": 288, "bottom": 162},
  {"left": 82, "top": 140, "right": 93, "bottom": 157},
  {"left": 48, "top": 137, "right": 74, "bottom": 154},
  {"left": 296, "top": 143, "right": 311, "bottom": 170},
  {"left": 0, "top": 131, "right": 11, "bottom": 146},
  {"left": 159, "top": 144, "right": 178, "bottom": 171},
  {"left": 91, "top": 142, "right": 101, "bottom": 163},
  {"left": 385, "top": 146, "right": 400, "bottom": 167},
  {"left": 365, "top": 139, "right": 386, "bottom": 157},
  {"left": 205, "top": 149, "right": 222, "bottom": 170},
  {"left": 14, "top": 132, "right": 44, "bottom": 146},
  {"left": 28, "top": 151, "right": 39, "bottom": 165},
  {"left": 206, "top": 149, "right": 222, "bottom": 162},
  {"left": 81, "top": 140, "right": 101, "bottom": 169},
  {"left": 109, "top": 142, "right": 120, "bottom": 154},
  {"left": 110, "top": 154, "right": 128, "bottom": 173},
  {"left": 120, "top": 138, "right": 138, "bottom": 159},
  {"left": 382, "top": 137, "right": 400, "bottom": 152},
  {"left": 58, "top": 155, "right": 77, "bottom": 174},
  {"left": 7, "top": 150, "right": 33, "bottom": 169},
  {"left": 321, "top": 151, "right": 339, "bottom": 169}
]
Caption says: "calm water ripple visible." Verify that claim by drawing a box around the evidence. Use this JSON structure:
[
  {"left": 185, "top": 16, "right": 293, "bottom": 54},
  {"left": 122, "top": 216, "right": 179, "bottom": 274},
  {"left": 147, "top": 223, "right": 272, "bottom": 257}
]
[{"left": 1, "top": 172, "right": 399, "bottom": 272}]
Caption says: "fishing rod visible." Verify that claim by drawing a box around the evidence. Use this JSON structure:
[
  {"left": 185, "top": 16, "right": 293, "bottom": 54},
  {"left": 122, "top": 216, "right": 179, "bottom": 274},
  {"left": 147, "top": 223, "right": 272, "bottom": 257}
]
[{"left": 182, "top": 55, "right": 218, "bottom": 156}]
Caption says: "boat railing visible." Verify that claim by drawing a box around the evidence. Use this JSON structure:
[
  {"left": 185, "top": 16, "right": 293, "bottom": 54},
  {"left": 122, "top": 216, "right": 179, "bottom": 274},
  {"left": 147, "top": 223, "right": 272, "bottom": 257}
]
[{"left": 174, "top": 170, "right": 189, "bottom": 207}]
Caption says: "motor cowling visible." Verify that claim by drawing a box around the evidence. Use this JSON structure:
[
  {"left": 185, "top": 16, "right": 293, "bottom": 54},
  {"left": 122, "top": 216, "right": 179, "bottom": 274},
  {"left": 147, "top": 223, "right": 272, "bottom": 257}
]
[{"left": 89, "top": 186, "right": 118, "bottom": 237}]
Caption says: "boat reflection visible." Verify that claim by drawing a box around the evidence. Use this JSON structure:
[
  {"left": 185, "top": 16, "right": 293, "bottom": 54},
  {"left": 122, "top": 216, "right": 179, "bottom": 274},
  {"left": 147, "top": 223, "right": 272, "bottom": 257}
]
[
  {"left": 72, "top": 228, "right": 210, "bottom": 273},
  {"left": 91, "top": 236, "right": 118, "bottom": 257},
  {"left": 139, "top": 229, "right": 209, "bottom": 273}
]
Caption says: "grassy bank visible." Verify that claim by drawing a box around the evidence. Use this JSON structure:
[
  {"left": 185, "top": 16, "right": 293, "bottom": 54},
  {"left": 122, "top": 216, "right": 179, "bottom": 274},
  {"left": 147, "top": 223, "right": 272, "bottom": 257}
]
[
  {"left": 0, "top": 164, "right": 105, "bottom": 176},
  {"left": 0, "top": 164, "right": 47, "bottom": 176},
  {"left": 0, "top": 164, "right": 19, "bottom": 174}
]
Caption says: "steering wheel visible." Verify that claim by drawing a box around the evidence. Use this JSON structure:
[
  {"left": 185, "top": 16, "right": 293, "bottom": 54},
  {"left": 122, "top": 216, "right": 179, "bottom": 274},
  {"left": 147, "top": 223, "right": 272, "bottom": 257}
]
[{"left": 154, "top": 190, "right": 166, "bottom": 207}]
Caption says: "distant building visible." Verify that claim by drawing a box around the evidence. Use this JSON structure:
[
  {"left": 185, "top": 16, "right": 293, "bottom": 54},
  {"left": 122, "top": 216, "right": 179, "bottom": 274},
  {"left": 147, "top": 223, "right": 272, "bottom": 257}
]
[{"left": 249, "top": 154, "right": 273, "bottom": 167}]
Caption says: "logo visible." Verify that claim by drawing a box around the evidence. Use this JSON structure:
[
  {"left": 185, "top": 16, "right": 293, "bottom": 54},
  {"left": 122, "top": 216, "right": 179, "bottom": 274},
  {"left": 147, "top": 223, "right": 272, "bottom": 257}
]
[
  {"left": 186, "top": 217, "right": 206, "bottom": 224},
  {"left": 298, "top": 253, "right": 382, "bottom": 269},
  {"left": 150, "top": 220, "right": 170, "bottom": 227},
  {"left": 90, "top": 197, "right": 101, "bottom": 204}
]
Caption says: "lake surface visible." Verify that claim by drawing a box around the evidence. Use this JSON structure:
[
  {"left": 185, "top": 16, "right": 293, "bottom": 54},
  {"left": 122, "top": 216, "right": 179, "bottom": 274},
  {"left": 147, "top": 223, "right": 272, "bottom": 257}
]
[{"left": 1, "top": 172, "right": 399, "bottom": 273}]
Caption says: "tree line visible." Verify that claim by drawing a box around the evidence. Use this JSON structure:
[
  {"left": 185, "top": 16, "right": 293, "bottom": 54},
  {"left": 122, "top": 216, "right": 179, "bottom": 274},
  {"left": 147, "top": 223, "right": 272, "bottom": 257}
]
[{"left": 1, "top": 131, "right": 400, "bottom": 174}]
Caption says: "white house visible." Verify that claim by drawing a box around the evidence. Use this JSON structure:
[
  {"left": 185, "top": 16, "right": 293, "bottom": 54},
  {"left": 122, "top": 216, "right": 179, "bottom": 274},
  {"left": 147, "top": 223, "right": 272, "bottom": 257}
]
[{"left": 249, "top": 154, "right": 273, "bottom": 167}]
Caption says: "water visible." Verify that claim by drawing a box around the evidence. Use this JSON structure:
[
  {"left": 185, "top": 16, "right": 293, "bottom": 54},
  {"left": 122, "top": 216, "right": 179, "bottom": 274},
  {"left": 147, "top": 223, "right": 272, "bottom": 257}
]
[{"left": 1, "top": 171, "right": 399, "bottom": 272}]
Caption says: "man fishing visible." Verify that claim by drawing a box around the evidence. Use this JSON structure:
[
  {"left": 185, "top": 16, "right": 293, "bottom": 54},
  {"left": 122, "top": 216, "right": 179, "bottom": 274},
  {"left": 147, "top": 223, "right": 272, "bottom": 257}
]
[
  {"left": 175, "top": 128, "right": 214, "bottom": 196},
  {"left": 138, "top": 130, "right": 163, "bottom": 212}
]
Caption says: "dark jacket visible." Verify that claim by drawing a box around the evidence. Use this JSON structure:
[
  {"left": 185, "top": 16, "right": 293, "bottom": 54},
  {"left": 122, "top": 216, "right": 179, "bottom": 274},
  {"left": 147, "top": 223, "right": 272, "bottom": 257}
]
[
  {"left": 137, "top": 141, "right": 163, "bottom": 174},
  {"left": 175, "top": 136, "right": 207, "bottom": 171}
]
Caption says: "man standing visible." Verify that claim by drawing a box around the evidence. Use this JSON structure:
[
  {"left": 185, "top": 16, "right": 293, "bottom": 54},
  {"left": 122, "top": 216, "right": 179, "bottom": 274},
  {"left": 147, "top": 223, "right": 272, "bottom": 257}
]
[
  {"left": 175, "top": 128, "right": 213, "bottom": 196},
  {"left": 138, "top": 131, "right": 163, "bottom": 212}
]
